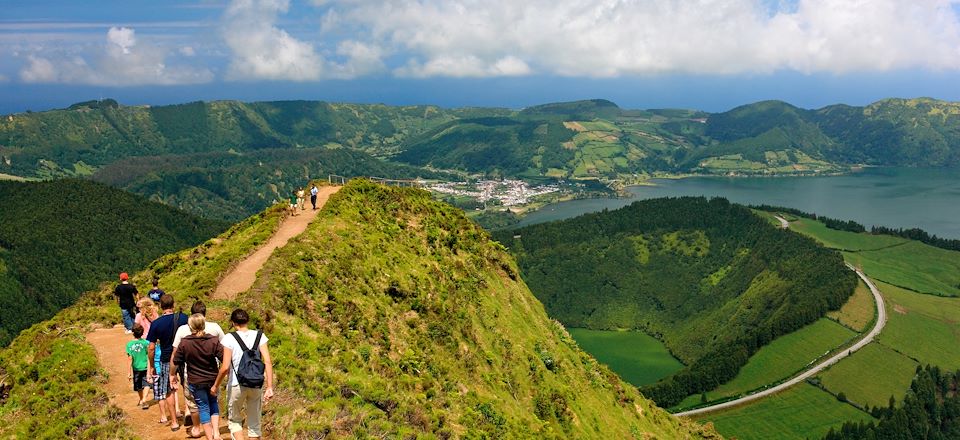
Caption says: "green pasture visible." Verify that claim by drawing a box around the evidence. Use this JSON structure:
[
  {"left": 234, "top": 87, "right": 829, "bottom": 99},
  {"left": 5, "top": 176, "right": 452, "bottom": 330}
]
[
  {"left": 844, "top": 241, "right": 960, "bottom": 297},
  {"left": 677, "top": 318, "right": 855, "bottom": 408},
  {"left": 877, "top": 281, "right": 960, "bottom": 369},
  {"left": 698, "top": 383, "right": 873, "bottom": 440},
  {"left": 788, "top": 218, "right": 908, "bottom": 251},
  {"left": 567, "top": 328, "right": 684, "bottom": 386},
  {"left": 817, "top": 342, "right": 918, "bottom": 409},
  {"left": 827, "top": 280, "right": 875, "bottom": 332}
]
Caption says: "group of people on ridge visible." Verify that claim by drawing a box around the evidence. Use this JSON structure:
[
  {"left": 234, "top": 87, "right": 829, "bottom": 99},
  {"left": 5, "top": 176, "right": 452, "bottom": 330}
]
[
  {"left": 115, "top": 273, "right": 274, "bottom": 439},
  {"left": 289, "top": 184, "right": 320, "bottom": 215}
]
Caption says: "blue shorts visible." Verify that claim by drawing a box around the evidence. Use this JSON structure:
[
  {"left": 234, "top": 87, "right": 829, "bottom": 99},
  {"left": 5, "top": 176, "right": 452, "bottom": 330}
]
[
  {"left": 188, "top": 383, "right": 220, "bottom": 425},
  {"left": 132, "top": 369, "right": 148, "bottom": 391}
]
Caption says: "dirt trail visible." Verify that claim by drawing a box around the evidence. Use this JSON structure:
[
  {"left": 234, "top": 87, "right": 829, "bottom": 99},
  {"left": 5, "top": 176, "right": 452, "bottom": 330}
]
[
  {"left": 213, "top": 185, "right": 339, "bottom": 300},
  {"left": 86, "top": 185, "right": 339, "bottom": 438}
]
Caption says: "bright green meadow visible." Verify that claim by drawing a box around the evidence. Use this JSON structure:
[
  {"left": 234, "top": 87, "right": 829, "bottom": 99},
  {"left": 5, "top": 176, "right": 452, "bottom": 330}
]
[
  {"left": 567, "top": 328, "right": 684, "bottom": 386},
  {"left": 676, "top": 318, "right": 855, "bottom": 408},
  {"left": 817, "top": 342, "right": 918, "bottom": 409}
]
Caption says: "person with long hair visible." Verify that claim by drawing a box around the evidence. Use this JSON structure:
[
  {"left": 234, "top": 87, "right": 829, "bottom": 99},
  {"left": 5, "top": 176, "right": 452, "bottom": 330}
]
[{"left": 172, "top": 313, "right": 229, "bottom": 439}]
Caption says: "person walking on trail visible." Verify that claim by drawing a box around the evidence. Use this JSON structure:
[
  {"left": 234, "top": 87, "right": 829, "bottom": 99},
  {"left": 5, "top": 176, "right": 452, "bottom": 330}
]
[
  {"left": 148, "top": 278, "right": 165, "bottom": 303},
  {"left": 310, "top": 184, "right": 319, "bottom": 210},
  {"left": 146, "top": 294, "right": 189, "bottom": 431},
  {"left": 171, "top": 301, "right": 225, "bottom": 438},
  {"left": 221, "top": 308, "right": 274, "bottom": 440},
  {"left": 172, "top": 314, "right": 229, "bottom": 440},
  {"left": 114, "top": 272, "right": 139, "bottom": 334},
  {"left": 296, "top": 187, "right": 306, "bottom": 211},
  {"left": 126, "top": 324, "right": 151, "bottom": 409},
  {"left": 288, "top": 190, "right": 298, "bottom": 216},
  {"left": 134, "top": 298, "right": 158, "bottom": 337}
]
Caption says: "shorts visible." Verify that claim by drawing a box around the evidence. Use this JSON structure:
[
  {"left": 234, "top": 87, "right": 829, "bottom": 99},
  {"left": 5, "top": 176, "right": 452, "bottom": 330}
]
[
  {"left": 132, "top": 370, "right": 148, "bottom": 391},
  {"left": 153, "top": 362, "right": 171, "bottom": 400}
]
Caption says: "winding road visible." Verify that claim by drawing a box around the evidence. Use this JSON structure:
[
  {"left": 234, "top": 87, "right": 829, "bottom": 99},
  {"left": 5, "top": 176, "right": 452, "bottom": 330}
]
[{"left": 675, "top": 262, "right": 887, "bottom": 416}]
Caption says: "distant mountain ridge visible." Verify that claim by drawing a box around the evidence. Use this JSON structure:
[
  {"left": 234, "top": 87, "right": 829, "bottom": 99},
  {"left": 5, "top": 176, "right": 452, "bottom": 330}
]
[{"left": 3, "top": 96, "right": 960, "bottom": 192}]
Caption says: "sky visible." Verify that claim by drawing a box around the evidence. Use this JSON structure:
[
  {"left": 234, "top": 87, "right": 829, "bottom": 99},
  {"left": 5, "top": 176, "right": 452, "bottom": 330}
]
[{"left": 2, "top": 0, "right": 960, "bottom": 114}]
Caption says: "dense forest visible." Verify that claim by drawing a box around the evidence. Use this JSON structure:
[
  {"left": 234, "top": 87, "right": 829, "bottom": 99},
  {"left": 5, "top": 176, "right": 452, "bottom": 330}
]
[
  {"left": 823, "top": 365, "right": 960, "bottom": 440},
  {"left": 0, "top": 179, "right": 227, "bottom": 345},
  {"left": 92, "top": 147, "right": 453, "bottom": 220},
  {"left": 498, "top": 197, "right": 856, "bottom": 407}
]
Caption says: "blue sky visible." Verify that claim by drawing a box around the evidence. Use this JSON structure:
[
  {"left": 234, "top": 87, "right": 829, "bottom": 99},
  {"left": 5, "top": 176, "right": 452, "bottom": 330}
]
[{"left": 2, "top": 0, "right": 960, "bottom": 113}]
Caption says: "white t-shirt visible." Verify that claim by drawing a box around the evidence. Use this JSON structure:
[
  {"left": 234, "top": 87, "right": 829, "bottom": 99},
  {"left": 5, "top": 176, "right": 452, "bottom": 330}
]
[
  {"left": 172, "top": 321, "right": 225, "bottom": 348},
  {"left": 221, "top": 329, "right": 268, "bottom": 387}
]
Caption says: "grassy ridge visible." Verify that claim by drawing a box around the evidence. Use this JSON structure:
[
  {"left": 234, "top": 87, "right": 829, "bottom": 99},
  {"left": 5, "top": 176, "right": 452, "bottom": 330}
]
[
  {"left": 238, "top": 181, "right": 717, "bottom": 438},
  {"left": 844, "top": 242, "right": 960, "bottom": 297},
  {"left": 877, "top": 281, "right": 960, "bottom": 370},
  {"left": 566, "top": 328, "right": 684, "bottom": 387}
]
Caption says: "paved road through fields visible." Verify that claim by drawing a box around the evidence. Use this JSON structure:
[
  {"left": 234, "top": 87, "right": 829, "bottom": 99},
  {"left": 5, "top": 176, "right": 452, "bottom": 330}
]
[{"left": 675, "top": 264, "right": 887, "bottom": 417}]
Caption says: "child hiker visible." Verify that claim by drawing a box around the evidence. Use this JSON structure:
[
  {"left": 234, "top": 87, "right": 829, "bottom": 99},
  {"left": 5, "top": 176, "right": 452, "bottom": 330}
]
[{"left": 126, "top": 324, "right": 150, "bottom": 409}]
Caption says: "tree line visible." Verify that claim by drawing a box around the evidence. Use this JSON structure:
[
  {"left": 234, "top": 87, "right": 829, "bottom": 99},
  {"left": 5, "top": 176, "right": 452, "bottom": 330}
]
[{"left": 823, "top": 365, "right": 960, "bottom": 440}]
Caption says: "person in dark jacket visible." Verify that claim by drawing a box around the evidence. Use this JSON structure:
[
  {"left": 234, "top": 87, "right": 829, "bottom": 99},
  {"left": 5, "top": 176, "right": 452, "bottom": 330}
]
[{"left": 171, "top": 313, "right": 229, "bottom": 440}]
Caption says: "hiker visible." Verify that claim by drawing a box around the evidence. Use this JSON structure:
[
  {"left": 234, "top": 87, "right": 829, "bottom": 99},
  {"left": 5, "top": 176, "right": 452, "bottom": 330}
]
[
  {"left": 134, "top": 297, "right": 158, "bottom": 336},
  {"left": 289, "top": 190, "right": 298, "bottom": 216},
  {"left": 221, "top": 308, "right": 274, "bottom": 440},
  {"left": 310, "top": 184, "right": 319, "bottom": 210},
  {"left": 171, "top": 301, "right": 225, "bottom": 438},
  {"left": 297, "top": 187, "right": 306, "bottom": 211},
  {"left": 126, "top": 324, "right": 150, "bottom": 409},
  {"left": 113, "top": 272, "right": 139, "bottom": 334},
  {"left": 172, "top": 314, "right": 229, "bottom": 440},
  {"left": 146, "top": 294, "right": 189, "bottom": 431},
  {"left": 147, "top": 278, "right": 165, "bottom": 303}
]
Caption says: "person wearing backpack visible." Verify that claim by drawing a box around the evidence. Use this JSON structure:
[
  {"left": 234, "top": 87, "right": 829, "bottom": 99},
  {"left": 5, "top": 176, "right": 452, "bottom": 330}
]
[{"left": 221, "top": 309, "right": 274, "bottom": 440}]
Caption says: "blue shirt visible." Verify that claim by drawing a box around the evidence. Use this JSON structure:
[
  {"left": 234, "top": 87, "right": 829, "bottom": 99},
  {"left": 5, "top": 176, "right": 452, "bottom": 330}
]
[{"left": 145, "top": 312, "right": 189, "bottom": 362}]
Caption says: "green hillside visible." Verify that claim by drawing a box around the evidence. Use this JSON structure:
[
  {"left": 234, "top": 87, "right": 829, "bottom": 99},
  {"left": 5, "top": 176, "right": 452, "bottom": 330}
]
[
  {"left": 0, "top": 181, "right": 719, "bottom": 438},
  {"left": 0, "top": 99, "right": 503, "bottom": 179},
  {"left": 498, "top": 197, "right": 857, "bottom": 407},
  {"left": 92, "top": 147, "right": 453, "bottom": 220},
  {"left": 0, "top": 179, "right": 227, "bottom": 346}
]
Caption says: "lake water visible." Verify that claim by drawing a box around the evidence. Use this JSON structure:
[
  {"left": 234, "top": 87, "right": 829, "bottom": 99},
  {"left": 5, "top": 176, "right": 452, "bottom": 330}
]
[{"left": 517, "top": 167, "right": 960, "bottom": 239}]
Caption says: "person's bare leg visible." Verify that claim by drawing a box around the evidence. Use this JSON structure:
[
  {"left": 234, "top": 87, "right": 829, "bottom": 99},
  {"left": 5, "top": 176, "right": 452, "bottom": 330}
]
[
  {"left": 158, "top": 398, "right": 170, "bottom": 422},
  {"left": 202, "top": 422, "right": 216, "bottom": 439},
  {"left": 210, "top": 414, "right": 222, "bottom": 439},
  {"left": 167, "top": 393, "right": 180, "bottom": 429}
]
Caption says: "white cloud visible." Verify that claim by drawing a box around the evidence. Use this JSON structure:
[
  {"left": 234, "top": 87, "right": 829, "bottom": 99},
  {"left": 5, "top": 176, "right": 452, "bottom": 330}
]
[
  {"left": 107, "top": 27, "right": 136, "bottom": 54},
  {"left": 18, "top": 27, "right": 213, "bottom": 85},
  {"left": 222, "top": 0, "right": 326, "bottom": 80},
  {"left": 180, "top": 46, "right": 197, "bottom": 57},
  {"left": 317, "top": 0, "right": 960, "bottom": 77}
]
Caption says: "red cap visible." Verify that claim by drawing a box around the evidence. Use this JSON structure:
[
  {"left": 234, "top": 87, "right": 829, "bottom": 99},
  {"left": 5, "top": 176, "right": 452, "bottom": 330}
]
[{"left": 119, "top": 272, "right": 129, "bottom": 281}]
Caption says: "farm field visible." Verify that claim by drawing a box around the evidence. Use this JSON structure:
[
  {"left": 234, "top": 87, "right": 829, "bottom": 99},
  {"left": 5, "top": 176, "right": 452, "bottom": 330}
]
[
  {"left": 675, "top": 318, "right": 856, "bottom": 409},
  {"left": 843, "top": 241, "right": 960, "bottom": 297},
  {"left": 827, "top": 280, "right": 875, "bottom": 332},
  {"left": 817, "top": 342, "right": 918, "bottom": 409},
  {"left": 788, "top": 217, "right": 908, "bottom": 251},
  {"left": 876, "top": 280, "right": 960, "bottom": 370},
  {"left": 697, "top": 383, "right": 873, "bottom": 440},
  {"left": 566, "top": 328, "right": 684, "bottom": 386},
  {"left": 779, "top": 216, "right": 960, "bottom": 297}
]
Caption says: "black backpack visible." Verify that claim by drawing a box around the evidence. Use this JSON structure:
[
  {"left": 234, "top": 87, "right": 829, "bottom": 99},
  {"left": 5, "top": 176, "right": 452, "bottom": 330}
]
[{"left": 230, "top": 331, "right": 265, "bottom": 388}]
